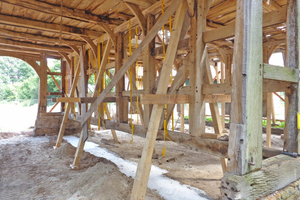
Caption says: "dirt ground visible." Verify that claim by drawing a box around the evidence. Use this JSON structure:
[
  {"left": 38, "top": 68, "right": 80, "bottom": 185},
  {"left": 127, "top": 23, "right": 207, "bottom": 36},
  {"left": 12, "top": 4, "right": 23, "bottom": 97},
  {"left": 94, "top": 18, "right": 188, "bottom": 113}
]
[{"left": 0, "top": 124, "right": 284, "bottom": 200}]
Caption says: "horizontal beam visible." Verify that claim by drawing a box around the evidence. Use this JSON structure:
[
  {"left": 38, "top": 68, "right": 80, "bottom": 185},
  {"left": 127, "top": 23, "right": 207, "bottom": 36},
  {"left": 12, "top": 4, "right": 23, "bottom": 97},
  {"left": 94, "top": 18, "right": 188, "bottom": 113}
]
[
  {"left": 203, "top": 7, "right": 287, "bottom": 42},
  {"left": 140, "top": 94, "right": 231, "bottom": 104},
  {"left": 47, "top": 71, "right": 61, "bottom": 76},
  {"left": 222, "top": 154, "right": 300, "bottom": 199},
  {"left": 203, "top": 79, "right": 291, "bottom": 94},
  {"left": 263, "top": 63, "right": 299, "bottom": 83},
  {"left": 0, "top": 14, "right": 103, "bottom": 38},
  {"left": 53, "top": 97, "right": 116, "bottom": 103},
  {"left": 0, "top": 38, "right": 73, "bottom": 53},
  {"left": 0, "top": 28, "right": 86, "bottom": 46}
]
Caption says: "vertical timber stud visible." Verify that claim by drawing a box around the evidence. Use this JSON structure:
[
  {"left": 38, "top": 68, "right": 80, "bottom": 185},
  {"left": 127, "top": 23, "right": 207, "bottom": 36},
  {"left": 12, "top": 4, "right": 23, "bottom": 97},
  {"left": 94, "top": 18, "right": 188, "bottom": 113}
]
[
  {"left": 39, "top": 52, "right": 47, "bottom": 114},
  {"left": 71, "top": 47, "right": 88, "bottom": 169},
  {"left": 130, "top": 1, "right": 187, "bottom": 199},
  {"left": 61, "top": 60, "right": 66, "bottom": 112},
  {"left": 115, "top": 32, "right": 125, "bottom": 123},
  {"left": 285, "top": 0, "right": 300, "bottom": 153},
  {"left": 143, "top": 14, "right": 156, "bottom": 128},
  {"left": 189, "top": 0, "right": 206, "bottom": 136},
  {"left": 226, "top": 0, "right": 263, "bottom": 175}
]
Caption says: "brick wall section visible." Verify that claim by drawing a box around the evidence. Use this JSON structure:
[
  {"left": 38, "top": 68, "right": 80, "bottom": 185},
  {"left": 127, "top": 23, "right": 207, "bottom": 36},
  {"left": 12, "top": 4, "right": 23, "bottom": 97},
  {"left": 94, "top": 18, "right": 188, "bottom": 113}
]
[
  {"left": 263, "top": 180, "right": 300, "bottom": 200},
  {"left": 33, "top": 115, "right": 81, "bottom": 136}
]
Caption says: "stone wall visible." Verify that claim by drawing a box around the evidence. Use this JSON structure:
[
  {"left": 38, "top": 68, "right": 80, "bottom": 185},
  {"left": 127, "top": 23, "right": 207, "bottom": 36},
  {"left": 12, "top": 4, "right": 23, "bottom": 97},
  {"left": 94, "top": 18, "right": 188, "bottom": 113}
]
[
  {"left": 33, "top": 114, "right": 81, "bottom": 136},
  {"left": 263, "top": 180, "right": 300, "bottom": 200}
]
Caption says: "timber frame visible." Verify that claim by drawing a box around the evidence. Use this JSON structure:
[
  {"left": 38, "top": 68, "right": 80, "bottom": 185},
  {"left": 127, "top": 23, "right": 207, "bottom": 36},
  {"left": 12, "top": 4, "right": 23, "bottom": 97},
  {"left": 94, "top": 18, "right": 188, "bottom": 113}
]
[{"left": 1, "top": 0, "right": 300, "bottom": 199}]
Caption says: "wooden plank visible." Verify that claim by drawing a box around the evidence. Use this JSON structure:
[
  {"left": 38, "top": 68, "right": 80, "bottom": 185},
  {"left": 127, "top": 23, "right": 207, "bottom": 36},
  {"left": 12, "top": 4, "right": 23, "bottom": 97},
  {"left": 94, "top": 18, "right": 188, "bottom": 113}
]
[
  {"left": 203, "top": 7, "right": 287, "bottom": 43},
  {"left": 263, "top": 63, "right": 299, "bottom": 83},
  {"left": 180, "top": 104, "right": 185, "bottom": 133},
  {"left": 71, "top": 47, "right": 88, "bottom": 169},
  {"left": 221, "top": 155, "right": 300, "bottom": 199},
  {"left": 81, "top": 0, "right": 185, "bottom": 125},
  {"left": 284, "top": 0, "right": 300, "bottom": 153},
  {"left": 47, "top": 71, "right": 61, "bottom": 76},
  {"left": 60, "top": 60, "right": 66, "bottom": 112},
  {"left": 227, "top": 0, "right": 263, "bottom": 175},
  {"left": 55, "top": 97, "right": 80, "bottom": 103},
  {"left": 131, "top": 2, "right": 187, "bottom": 199}
]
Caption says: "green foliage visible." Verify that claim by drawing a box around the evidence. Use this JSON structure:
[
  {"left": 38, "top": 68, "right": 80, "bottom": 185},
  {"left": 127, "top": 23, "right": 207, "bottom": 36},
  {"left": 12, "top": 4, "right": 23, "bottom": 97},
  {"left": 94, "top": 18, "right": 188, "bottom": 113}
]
[{"left": 262, "top": 120, "right": 285, "bottom": 128}]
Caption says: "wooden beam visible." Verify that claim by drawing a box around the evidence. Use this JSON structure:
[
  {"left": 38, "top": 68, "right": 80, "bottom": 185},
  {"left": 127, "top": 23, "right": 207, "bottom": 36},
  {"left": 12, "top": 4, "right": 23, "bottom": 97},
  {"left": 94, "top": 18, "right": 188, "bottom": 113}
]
[
  {"left": 81, "top": 36, "right": 98, "bottom": 58},
  {"left": 125, "top": 2, "right": 147, "bottom": 36},
  {"left": 0, "top": 14, "right": 103, "bottom": 38},
  {"left": 81, "top": 0, "right": 184, "bottom": 125},
  {"left": 263, "top": 63, "right": 299, "bottom": 83},
  {"left": 97, "top": 23, "right": 117, "bottom": 45},
  {"left": 38, "top": 52, "right": 48, "bottom": 113},
  {"left": 55, "top": 61, "right": 80, "bottom": 148},
  {"left": 284, "top": 0, "right": 300, "bottom": 153},
  {"left": 203, "top": 7, "right": 287, "bottom": 43},
  {"left": 0, "top": 38, "right": 73, "bottom": 53},
  {"left": 0, "top": 28, "right": 85, "bottom": 46},
  {"left": 227, "top": 0, "right": 263, "bottom": 175},
  {"left": 131, "top": 2, "right": 187, "bottom": 199},
  {"left": 59, "top": 52, "right": 71, "bottom": 68},
  {"left": 143, "top": 14, "right": 156, "bottom": 127},
  {"left": 71, "top": 47, "right": 88, "bottom": 169},
  {"left": 141, "top": 94, "right": 189, "bottom": 104},
  {"left": 222, "top": 155, "right": 300, "bottom": 199}
]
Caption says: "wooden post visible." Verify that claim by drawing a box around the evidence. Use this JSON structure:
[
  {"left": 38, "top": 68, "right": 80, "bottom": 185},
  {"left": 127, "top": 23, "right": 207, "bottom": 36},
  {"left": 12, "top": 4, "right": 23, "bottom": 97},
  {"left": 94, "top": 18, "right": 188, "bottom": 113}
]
[
  {"left": 55, "top": 61, "right": 81, "bottom": 148},
  {"left": 143, "top": 14, "right": 156, "bottom": 128},
  {"left": 284, "top": 0, "right": 300, "bottom": 153},
  {"left": 71, "top": 46, "right": 88, "bottom": 169},
  {"left": 131, "top": 1, "right": 187, "bottom": 199},
  {"left": 227, "top": 0, "right": 263, "bottom": 175},
  {"left": 189, "top": 0, "right": 206, "bottom": 136},
  {"left": 264, "top": 47, "right": 272, "bottom": 147},
  {"left": 38, "top": 52, "right": 47, "bottom": 113},
  {"left": 180, "top": 104, "right": 185, "bottom": 133},
  {"left": 115, "top": 32, "right": 126, "bottom": 123},
  {"left": 61, "top": 60, "right": 66, "bottom": 112}
]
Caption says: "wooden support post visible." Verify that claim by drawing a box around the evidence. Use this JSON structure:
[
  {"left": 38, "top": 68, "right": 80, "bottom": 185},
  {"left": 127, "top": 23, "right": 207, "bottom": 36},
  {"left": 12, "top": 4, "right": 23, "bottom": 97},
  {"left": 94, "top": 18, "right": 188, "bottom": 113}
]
[
  {"left": 55, "top": 61, "right": 81, "bottom": 148},
  {"left": 115, "top": 33, "right": 126, "bottom": 123},
  {"left": 221, "top": 62, "right": 226, "bottom": 130},
  {"left": 71, "top": 47, "right": 88, "bottom": 169},
  {"left": 61, "top": 60, "right": 66, "bottom": 112},
  {"left": 143, "top": 14, "right": 156, "bottom": 128},
  {"left": 189, "top": 0, "right": 206, "bottom": 136},
  {"left": 227, "top": 0, "right": 263, "bottom": 175},
  {"left": 284, "top": 0, "right": 300, "bottom": 153},
  {"left": 131, "top": 1, "right": 187, "bottom": 199},
  {"left": 180, "top": 104, "right": 185, "bottom": 133},
  {"left": 38, "top": 52, "right": 47, "bottom": 114},
  {"left": 264, "top": 47, "right": 272, "bottom": 148}
]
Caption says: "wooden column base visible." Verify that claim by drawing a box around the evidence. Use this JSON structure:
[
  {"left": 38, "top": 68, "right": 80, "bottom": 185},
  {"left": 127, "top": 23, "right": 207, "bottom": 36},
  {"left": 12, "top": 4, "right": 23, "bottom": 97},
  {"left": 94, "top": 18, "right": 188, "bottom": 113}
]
[{"left": 221, "top": 154, "right": 300, "bottom": 199}]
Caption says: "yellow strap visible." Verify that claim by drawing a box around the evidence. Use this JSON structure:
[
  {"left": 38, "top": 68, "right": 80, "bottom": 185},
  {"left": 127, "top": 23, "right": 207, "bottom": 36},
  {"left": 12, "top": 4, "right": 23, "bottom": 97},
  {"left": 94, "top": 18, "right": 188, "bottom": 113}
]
[
  {"left": 135, "top": 27, "right": 139, "bottom": 125},
  {"left": 98, "top": 38, "right": 101, "bottom": 130},
  {"left": 73, "top": 55, "right": 76, "bottom": 120}
]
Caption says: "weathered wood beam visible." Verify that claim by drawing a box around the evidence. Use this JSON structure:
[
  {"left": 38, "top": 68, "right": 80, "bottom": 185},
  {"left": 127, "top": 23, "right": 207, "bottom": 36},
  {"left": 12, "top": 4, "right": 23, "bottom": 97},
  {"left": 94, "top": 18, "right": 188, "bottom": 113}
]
[
  {"left": 263, "top": 63, "right": 299, "bottom": 83},
  {"left": 284, "top": 0, "right": 300, "bottom": 153},
  {"left": 227, "top": 0, "right": 263, "bottom": 175},
  {"left": 0, "top": 28, "right": 85, "bottom": 46},
  {"left": 38, "top": 52, "right": 48, "bottom": 113},
  {"left": 0, "top": 14, "right": 103, "bottom": 38},
  {"left": 71, "top": 47, "right": 88, "bottom": 169},
  {"left": 80, "top": 36, "right": 98, "bottom": 58},
  {"left": 222, "top": 154, "right": 300, "bottom": 199},
  {"left": 125, "top": 2, "right": 147, "bottom": 36},
  {"left": 0, "top": 38, "right": 73, "bottom": 53}
]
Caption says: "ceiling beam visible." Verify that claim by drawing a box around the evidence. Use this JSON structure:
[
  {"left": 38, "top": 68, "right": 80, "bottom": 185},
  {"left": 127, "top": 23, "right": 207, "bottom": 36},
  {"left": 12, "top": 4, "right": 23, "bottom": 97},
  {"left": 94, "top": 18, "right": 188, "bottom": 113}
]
[
  {"left": 0, "top": 14, "right": 104, "bottom": 38},
  {"left": 0, "top": 0, "right": 121, "bottom": 25},
  {"left": 0, "top": 38, "right": 73, "bottom": 53},
  {"left": 203, "top": 7, "right": 287, "bottom": 43},
  {"left": 0, "top": 28, "right": 86, "bottom": 46}
]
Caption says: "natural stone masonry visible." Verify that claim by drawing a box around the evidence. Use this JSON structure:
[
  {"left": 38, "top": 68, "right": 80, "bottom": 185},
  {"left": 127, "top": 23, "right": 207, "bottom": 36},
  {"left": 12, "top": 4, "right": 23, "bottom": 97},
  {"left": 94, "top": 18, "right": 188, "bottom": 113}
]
[
  {"left": 263, "top": 180, "right": 300, "bottom": 200},
  {"left": 34, "top": 115, "right": 81, "bottom": 136}
]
